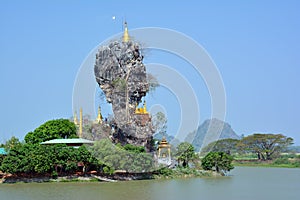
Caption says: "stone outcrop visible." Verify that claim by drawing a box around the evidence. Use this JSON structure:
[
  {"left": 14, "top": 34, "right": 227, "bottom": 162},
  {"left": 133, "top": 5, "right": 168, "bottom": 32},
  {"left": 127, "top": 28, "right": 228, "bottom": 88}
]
[{"left": 94, "top": 40, "right": 154, "bottom": 151}]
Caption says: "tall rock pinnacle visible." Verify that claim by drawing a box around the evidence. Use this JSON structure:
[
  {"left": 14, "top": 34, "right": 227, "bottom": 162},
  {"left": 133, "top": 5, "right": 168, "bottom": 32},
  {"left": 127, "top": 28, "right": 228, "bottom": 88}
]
[{"left": 94, "top": 31, "right": 154, "bottom": 151}]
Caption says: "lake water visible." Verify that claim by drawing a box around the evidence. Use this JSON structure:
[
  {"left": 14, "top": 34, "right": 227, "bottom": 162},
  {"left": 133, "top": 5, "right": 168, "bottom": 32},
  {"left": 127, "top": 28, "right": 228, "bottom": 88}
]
[{"left": 0, "top": 167, "right": 299, "bottom": 200}]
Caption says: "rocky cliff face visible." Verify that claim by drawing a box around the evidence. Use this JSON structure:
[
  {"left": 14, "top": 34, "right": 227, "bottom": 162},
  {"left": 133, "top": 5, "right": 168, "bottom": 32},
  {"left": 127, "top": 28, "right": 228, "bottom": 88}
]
[{"left": 94, "top": 40, "right": 154, "bottom": 151}]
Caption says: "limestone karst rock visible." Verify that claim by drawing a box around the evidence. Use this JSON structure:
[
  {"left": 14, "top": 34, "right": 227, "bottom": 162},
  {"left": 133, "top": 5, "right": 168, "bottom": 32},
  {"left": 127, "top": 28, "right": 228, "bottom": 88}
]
[{"left": 94, "top": 40, "right": 154, "bottom": 151}]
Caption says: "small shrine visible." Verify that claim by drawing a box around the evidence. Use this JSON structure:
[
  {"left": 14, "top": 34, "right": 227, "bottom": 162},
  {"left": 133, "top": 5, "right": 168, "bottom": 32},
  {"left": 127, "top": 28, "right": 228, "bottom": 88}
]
[
  {"left": 95, "top": 106, "right": 103, "bottom": 124},
  {"left": 135, "top": 100, "right": 149, "bottom": 115},
  {"left": 157, "top": 137, "right": 172, "bottom": 166}
]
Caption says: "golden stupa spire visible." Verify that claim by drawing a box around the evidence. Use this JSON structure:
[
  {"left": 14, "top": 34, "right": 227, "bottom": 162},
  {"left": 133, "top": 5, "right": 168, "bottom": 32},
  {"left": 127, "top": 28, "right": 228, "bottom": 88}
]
[
  {"left": 79, "top": 107, "right": 83, "bottom": 138},
  {"left": 123, "top": 21, "right": 130, "bottom": 42},
  {"left": 143, "top": 100, "right": 148, "bottom": 114},
  {"left": 96, "top": 106, "right": 103, "bottom": 124},
  {"left": 73, "top": 111, "right": 79, "bottom": 125},
  {"left": 135, "top": 99, "right": 149, "bottom": 114}
]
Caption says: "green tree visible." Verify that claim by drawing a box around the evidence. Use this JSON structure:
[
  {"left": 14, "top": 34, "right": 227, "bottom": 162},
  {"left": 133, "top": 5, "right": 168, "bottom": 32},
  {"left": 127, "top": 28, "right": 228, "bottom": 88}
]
[
  {"left": 25, "top": 119, "right": 77, "bottom": 144},
  {"left": 122, "top": 143, "right": 146, "bottom": 153},
  {"left": 75, "top": 145, "right": 99, "bottom": 173},
  {"left": 201, "top": 152, "right": 234, "bottom": 174},
  {"left": 201, "top": 138, "right": 240, "bottom": 155},
  {"left": 0, "top": 143, "right": 101, "bottom": 176},
  {"left": 4, "top": 136, "right": 22, "bottom": 151},
  {"left": 239, "top": 133, "right": 293, "bottom": 160},
  {"left": 176, "top": 142, "right": 196, "bottom": 167},
  {"left": 90, "top": 139, "right": 154, "bottom": 173},
  {"left": 1, "top": 143, "right": 54, "bottom": 174}
]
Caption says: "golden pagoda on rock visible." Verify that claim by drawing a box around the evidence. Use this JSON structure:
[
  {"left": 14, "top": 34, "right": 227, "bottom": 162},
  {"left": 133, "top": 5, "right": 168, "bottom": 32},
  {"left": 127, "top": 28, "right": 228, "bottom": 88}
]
[
  {"left": 135, "top": 100, "right": 149, "bottom": 114},
  {"left": 123, "top": 21, "right": 130, "bottom": 42}
]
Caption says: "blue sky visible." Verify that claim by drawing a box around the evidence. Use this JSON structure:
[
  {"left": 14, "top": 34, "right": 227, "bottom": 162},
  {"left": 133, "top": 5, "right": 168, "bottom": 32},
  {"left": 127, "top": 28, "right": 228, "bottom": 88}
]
[{"left": 1, "top": 0, "right": 299, "bottom": 144}]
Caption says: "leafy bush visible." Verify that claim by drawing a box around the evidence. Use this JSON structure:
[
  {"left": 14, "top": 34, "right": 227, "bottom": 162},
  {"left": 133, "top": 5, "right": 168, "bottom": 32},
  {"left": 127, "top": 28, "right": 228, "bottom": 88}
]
[
  {"left": 201, "top": 152, "right": 234, "bottom": 173},
  {"left": 273, "top": 157, "right": 289, "bottom": 165},
  {"left": 103, "top": 166, "right": 114, "bottom": 175},
  {"left": 52, "top": 171, "right": 58, "bottom": 178}
]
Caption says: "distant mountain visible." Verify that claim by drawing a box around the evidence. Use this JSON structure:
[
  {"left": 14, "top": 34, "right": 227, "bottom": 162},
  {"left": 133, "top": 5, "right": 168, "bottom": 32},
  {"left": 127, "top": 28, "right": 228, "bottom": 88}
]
[
  {"left": 185, "top": 118, "right": 240, "bottom": 152},
  {"left": 286, "top": 146, "right": 300, "bottom": 153}
]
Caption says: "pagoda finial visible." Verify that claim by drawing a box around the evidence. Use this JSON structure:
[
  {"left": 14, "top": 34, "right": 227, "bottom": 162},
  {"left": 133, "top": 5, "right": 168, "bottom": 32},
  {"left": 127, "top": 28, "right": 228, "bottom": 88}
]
[
  {"left": 143, "top": 100, "right": 148, "bottom": 114},
  {"left": 73, "top": 111, "right": 79, "bottom": 125},
  {"left": 123, "top": 21, "right": 130, "bottom": 42},
  {"left": 96, "top": 106, "right": 103, "bottom": 124},
  {"left": 79, "top": 108, "right": 83, "bottom": 138}
]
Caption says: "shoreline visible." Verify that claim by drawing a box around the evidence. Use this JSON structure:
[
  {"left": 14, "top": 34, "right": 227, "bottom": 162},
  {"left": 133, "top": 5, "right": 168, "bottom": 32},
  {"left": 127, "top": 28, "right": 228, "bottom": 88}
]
[
  {"left": 0, "top": 172, "right": 154, "bottom": 184},
  {"left": 0, "top": 169, "right": 222, "bottom": 184}
]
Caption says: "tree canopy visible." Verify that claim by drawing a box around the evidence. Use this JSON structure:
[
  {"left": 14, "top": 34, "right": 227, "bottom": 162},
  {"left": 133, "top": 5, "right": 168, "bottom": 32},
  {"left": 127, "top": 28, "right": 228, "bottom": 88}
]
[
  {"left": 0, "top": 143, "right": 99, "bottom": 175},
  {"left": 201, "top": 152, "right": 234, "bottom": 173},
  {"left": 238, "top": 133, "right": 293, "bottom": 160},
  {"left": 25, "top": 119, "right": 77, "bottom": 144},
  {"left": 3, "top": 136, "right": 22, "bottom": 151},
  {"left": 176, "top": 142, "right": 196, "bottom": 167},
  {"left": 90, "top": 139, "right": 154, "bottom": 173},
  {"left": 201, "top": 138, "right": 240, "bottom": 155}
]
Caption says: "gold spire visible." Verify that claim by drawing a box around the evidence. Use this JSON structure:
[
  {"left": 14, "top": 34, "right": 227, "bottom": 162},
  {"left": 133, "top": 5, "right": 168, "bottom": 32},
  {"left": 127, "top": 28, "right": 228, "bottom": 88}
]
[
  {"left": 123, "top": 21, "right": 130, "bottom": 42},
  {"left": 143, "top": 100, "right": 148, "bottom": 114},
  {"left": 96, "top": 106, "right": 103, "bottom": 124},
  {"left": 79, "top": 108, "right": 83, "bottom": 138},
  {"left": 157, "top": 137, "right": 171, "bottom": 160},
  {"left": 73, "top": 111, "right": 79, "bottom": 125},
  {"left": 135, "top": 100, "right": 149, "bottom": 114}
]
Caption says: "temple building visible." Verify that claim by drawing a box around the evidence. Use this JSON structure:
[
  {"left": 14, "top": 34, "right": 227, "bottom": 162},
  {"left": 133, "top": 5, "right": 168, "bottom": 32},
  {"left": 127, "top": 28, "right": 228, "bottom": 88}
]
[
  {"left": 41, "top": 138, "right": 94, "bottom": 148},
  {"left": 157, "top": 137, "right": 172, "bottom": 166}
]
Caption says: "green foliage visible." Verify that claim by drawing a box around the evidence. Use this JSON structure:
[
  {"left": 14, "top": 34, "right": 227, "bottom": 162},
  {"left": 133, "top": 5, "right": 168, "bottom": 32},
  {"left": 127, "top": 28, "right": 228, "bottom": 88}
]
[
  {"left": 239, "top": 133, "right": 293, "bottom": 160},
  {"left": 25, "top": 119, "right": 77, "bottom": 144},
  {"left": 123, "top": 144, "right": 146, "bottom": 153},
  {"left": 155, "top": 167, "right": 173, "bottom": 177},
  {"left": 4, "top": 136, "right": 22, "bottom": 151},
  {"left": 273, "top": 157, "right": 289, "bottom": 165},
  {"left": 154, "top": 167, "right": 212, "bottom": 179},
  {"left": 112, "top": 77, "right": 126, "bottom": 91},
  {"left": 201, "top": 152, "right": 234, "bottom": 173},
  {"left": 1, "top": 143, "right": 53, "bottom": 174},
  {"left": 103, "top": 166, "right": 114, "bottom": 175},
  {"left": 90, "top": 139, "right": 154, "bottom": 173},
  {"left": 176, "top": 142, "right": 196, "bottom": 167},
  {"left": 0, "top": 142, "right": 101, "bottom": 175},
  {"left": 52, "top": 171, "right": 58, "bottom": 178},
  {"left": 201, "top": 138, "right": 240, "bottom": 155}
]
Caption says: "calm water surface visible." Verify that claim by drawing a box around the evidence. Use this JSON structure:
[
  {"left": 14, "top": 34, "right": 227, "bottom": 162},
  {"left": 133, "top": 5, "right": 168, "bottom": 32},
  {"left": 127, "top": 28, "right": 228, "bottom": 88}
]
[{"left": 0, "top": 167, "right": 299, "bottom": 200}]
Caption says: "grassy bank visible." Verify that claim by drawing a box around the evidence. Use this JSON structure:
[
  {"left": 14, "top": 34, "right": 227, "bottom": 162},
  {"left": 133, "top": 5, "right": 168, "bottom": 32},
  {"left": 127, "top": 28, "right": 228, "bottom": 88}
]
[
  {"left": 153, "top": 167, "right": 222, "bottom": 179},
  {"left": 232, "top": 153, "right": 300, "bottom": 168},
  {"left": 233, "top": 160, "right": 300, "bottom": 168}
]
